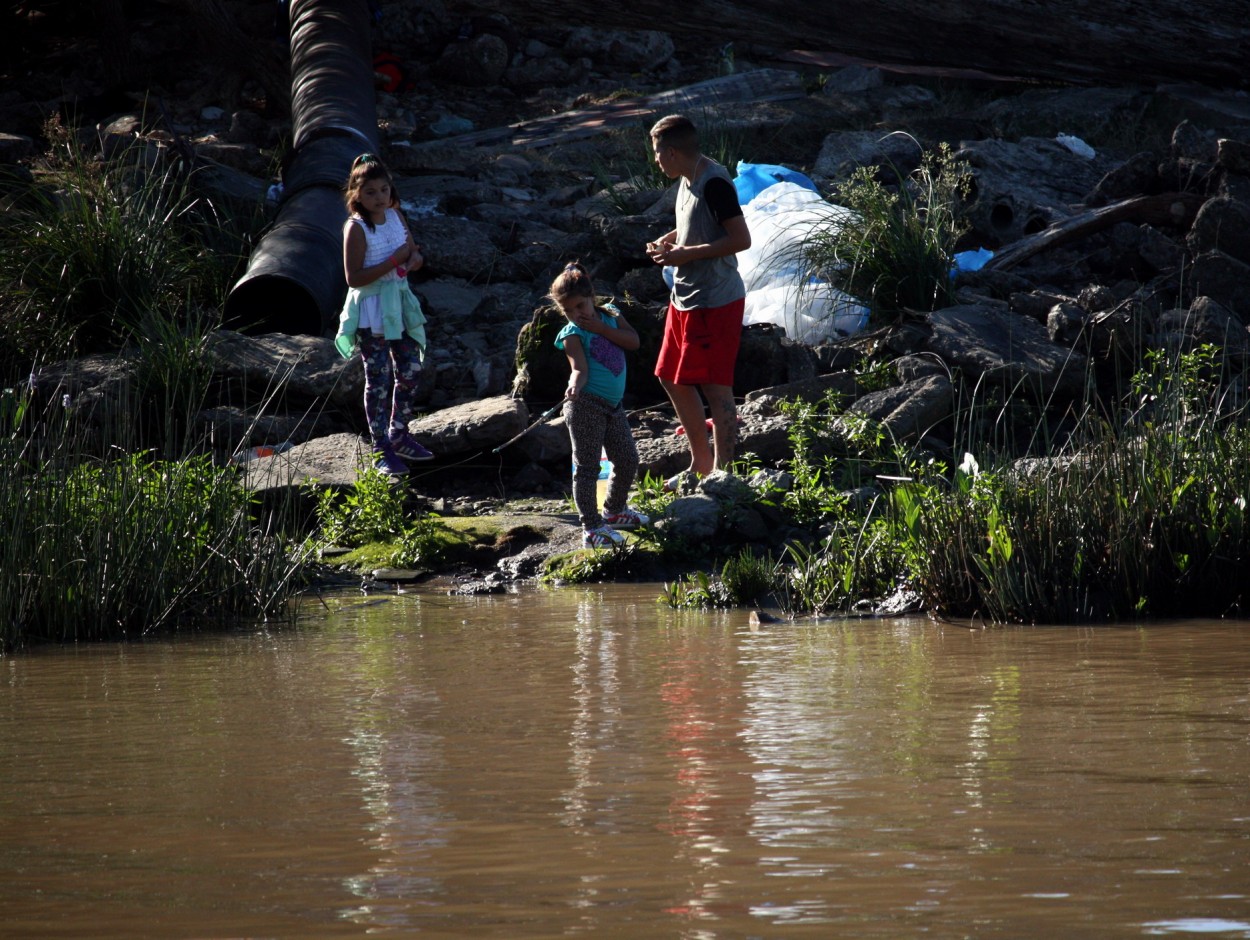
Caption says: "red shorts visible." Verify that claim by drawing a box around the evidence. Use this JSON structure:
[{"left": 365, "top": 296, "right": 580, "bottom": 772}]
[{"left": 654, "top": 298, "right": 745, "bottom": 386}]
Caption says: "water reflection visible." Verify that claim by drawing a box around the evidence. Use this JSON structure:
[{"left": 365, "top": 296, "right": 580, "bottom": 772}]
[
  {"left": 0, "top": 590, "right": 1248, "bottom": 939},
  {"left": 336, "top": 615, "right": 450, "bottom": 926}
]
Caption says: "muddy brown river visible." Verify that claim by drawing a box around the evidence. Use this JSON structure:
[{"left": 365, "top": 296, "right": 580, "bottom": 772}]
[{"left": 2, "top": 583, "right": 1248, "bottom": 938}]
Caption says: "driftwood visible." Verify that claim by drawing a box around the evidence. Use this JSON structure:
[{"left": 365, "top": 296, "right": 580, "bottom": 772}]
[
  {"left": 464, "top": 0, "right": 1250, "bottom": 91},
  {"left": 982, "top": 193, "right": 1205, "bottom": 271}
]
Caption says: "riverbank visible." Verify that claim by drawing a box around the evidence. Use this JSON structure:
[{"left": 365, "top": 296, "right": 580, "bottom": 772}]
[{"left": 4, "top": 2, "right": 1250, "bottom": 634}]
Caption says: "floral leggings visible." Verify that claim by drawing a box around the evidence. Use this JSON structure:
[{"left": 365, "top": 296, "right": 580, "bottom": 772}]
[{"left": 359, "top": 330, "right": 422, "bottom": 445}]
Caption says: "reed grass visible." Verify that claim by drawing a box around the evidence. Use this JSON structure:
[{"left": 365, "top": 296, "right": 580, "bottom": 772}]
[
  {"left": 0, "top": 120, "right": 306, "bottom": 649},
  {"left": 0, "top": 116, "right": 248, "bottom": 380},
  {"left": 896, "top": 346, "right": 1250, "bottom": 621},
  {"left": 0, "top": 393, "right": 306, "bottom": 648},
  {"left": 789, "top": 141, "right": 971, "bottom": 324},
  {"left": 653, "top": 335, "right": 1250, "bottom": 623}
]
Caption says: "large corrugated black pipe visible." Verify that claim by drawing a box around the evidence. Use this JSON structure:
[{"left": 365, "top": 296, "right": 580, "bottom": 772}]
[{"left": 224, "top": 0, "right": 378, "bottom": 336}]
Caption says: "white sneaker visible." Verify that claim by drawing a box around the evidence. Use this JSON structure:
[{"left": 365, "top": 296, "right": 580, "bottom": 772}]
[
  {"left": 603, "top": 507, "right": 650, "bottom": 529},
  {"left": 583, "top": 525, "right": 625, "bottom": 549}
]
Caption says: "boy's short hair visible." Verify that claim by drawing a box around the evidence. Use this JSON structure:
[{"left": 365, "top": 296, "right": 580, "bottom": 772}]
[{"left": 650, "top": 114, "right": 699, "bottom": 154}]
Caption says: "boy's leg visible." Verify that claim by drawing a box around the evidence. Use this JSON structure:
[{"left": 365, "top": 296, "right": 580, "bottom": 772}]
[
  {"left": 661, "top": 378, "right": 714, "bottom": 476},
  {"left": 703, "top": 383, "right": 737, "bottom": 470}
]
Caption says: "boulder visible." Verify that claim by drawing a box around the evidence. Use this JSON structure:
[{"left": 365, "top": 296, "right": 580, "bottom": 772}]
[
  {"left": 407, "top": 394, "right": 528, "bottom": 456},
  {"left": 418, "top": 215, "right": 505, "bottom": 281},
  {"left": 925, "top": 303, "right": 1089, "bottom": 399},
  {"left": 241, "top": 431, "right": 369, "bottom": 491},
  {"left": 741, "top": 371, "right": 861, "bottom": 414},
  {"left": 204, "top": 331, "right": 362, "bottom": 410},
  {"left": 562, "top": 27, "right": 675, "bottom": 72},
  {"left": 811, "top": 129, "right": 923, "bottom": 186},
  {"left": 1190, "top": 250, "right": 1250, "bottom": 320},
  {"left": 1187, "top": 195, "right": 1250, "bottom": 265},
  {"left": 433, "top": 34, "right": 511, "bottom": 87},
  {"left": 848, "top": 373, "right": 954, "bottom": 443},
  {"left": 954, "top": 137, "right": 1115, "bottom": 246},
  {"left": 1155, "top": 296, "right": 1249, "bottom": 354}
]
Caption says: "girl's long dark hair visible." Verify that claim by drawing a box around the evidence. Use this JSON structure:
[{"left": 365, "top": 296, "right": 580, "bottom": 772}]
[{"left": 344, "top": 153, "right": 398, "bottom": 232}]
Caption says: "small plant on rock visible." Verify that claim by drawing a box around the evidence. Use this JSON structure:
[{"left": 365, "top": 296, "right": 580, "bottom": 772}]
[{"left": 795, "top": 141, "right": 971, "bottom": 324}]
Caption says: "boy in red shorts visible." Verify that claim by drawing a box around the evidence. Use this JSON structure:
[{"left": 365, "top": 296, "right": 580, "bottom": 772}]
[{"left": 646, "top": 114, "right": 752, "bottom": 484}]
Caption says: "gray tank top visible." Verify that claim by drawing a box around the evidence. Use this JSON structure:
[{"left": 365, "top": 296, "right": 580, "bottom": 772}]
[{"left": 671, "top": 159, "right": 746, "bottom": 311}]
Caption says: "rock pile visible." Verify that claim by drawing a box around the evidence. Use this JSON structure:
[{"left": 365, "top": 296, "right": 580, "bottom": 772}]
[{"left": 6, "top": 4, "right": 1250, "bottom": 543}]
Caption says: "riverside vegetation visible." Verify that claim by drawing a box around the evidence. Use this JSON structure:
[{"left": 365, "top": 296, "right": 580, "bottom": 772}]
[
  {"left": 0, "top": 121, "right": 308, "bottom": 649},
  {"left": 312, "top": 139, "right": 1250, "bottom": 625},
  {"left": 4, "top": 68, "right": 1250, "bottom": 645}
]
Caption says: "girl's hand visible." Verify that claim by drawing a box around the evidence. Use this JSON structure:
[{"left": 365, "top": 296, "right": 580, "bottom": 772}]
[
  {"left": 575, "top": 309, "right": 603, "bottom": 333},
  {"left": 407, "top": 244, "right": 424, "bottom": 272}
]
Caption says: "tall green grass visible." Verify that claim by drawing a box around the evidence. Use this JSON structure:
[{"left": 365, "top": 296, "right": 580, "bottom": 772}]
[
  {"left": 894, "top": 345, "right": 1250, "bottom": 622},
  {"left": 773, "top": 345, "right": 1250, "bottom": 622},
  {"left": 0, "top": 391, "right": 306, "bottom": 648},
  {"left": 0, "top": 121, "right": 305, "bottom": 649},
  {"left": 791, "top": 142, "right": 971, "bottom": 323},
  {"left": 0, "top": 116, "right": 248, "bottom": 379},
  {"left": 660, "top": 343, "right": 1250, "bottom": 623}
]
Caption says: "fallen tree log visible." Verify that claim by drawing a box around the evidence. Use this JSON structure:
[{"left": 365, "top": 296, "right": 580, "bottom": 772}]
[
  {"left": 454, "top": 0, "right": 1249, "bottom": 90},
  {"left": 981, "top": 193, "right": 1205, "bottom": 271}
]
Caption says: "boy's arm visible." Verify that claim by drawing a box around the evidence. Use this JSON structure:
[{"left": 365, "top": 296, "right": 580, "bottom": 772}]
[{"left": 659, "top": 215, "right": 750, "bottom": 266}]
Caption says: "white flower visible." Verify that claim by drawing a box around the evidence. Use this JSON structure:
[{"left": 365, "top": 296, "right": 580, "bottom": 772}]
[{"left": 959, "top": 452, "right": 980, "bottom": 477}]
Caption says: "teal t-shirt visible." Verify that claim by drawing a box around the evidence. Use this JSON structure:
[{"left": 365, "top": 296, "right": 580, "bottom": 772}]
[{"left": 554, "top": 304, "right": 627, "bottom": 406}]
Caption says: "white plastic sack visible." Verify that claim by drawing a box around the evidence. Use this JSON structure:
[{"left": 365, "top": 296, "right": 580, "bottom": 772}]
[{"left": 738, "top": 181, "right": 869, "bottom": 344}]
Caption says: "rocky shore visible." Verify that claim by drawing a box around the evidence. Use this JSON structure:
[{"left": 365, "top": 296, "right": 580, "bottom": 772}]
[{"left": 5, "top": 2, "right": 1250, "bottom": 590}]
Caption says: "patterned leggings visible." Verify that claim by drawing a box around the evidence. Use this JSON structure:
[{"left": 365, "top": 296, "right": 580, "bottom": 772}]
[
  {"left": 564, "top": 392, "right": 640, "bottom": 529},
  {"left": 359, "top": 330, "right": 422, "bottom": 445}
]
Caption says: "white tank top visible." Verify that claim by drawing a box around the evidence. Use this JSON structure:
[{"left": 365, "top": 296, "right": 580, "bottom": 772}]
[{"left": 351, "top": 208, "right": 409, "bottom": 332}]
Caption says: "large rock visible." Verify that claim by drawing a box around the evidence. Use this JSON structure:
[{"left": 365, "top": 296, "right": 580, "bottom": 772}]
[
  {"left": 925, "top": 303, "right": 1089, "bottom": 399},
  {"left": 241, "top": 431, "right": 370, "bottom": 491},
  {"left": 204, "top": 331, "right": 362, "bottom": 410},
  {"left": 636, "top": 414, "right": 793, "bottom": 479},
  {"left": 849, "top": 373, "right": 954, "bottom": 444},
  {"left": 414, "top": 277, "right": 490, "bottom": 325},
  {"left": 954, "top": 137, "right": 1115, "bottom": 246},
  {"left": 432, "top": 34, "right": 511, "bottom": 87},
  {"left": 1190, "top": 250, "right": 1250, "bottom": 320},
  {"left": 1155, "top": 296, "right": 1250, "bottom": 355},
  {"left": 407, "top": 394, "right": 528, "bottom": 456},
  {"left": 734, "top": 325, "right": 821, "bottom": 396},
  {"left": 1187, "top": 195, "right": 1250, "bottom": 265},
  {"left": 562, "top": 27, "right": 675, "bottom": 72},
  {"left": 741, "top": 371, "right": 861, "bottom": 414},
  {"left": 811, "top": 129, "right": 925, "bottom": 186},
  {"left": 417, "top": 215, "right": 505, "bottom": 281}
]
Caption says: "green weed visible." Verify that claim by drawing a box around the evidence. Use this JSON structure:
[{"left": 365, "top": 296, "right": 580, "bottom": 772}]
[
  {"left": 0, "top": 117, "right": 249, "bottom": 377},
  {"left": 793, "top": 142, "right": 971, "bottom": 324}
]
